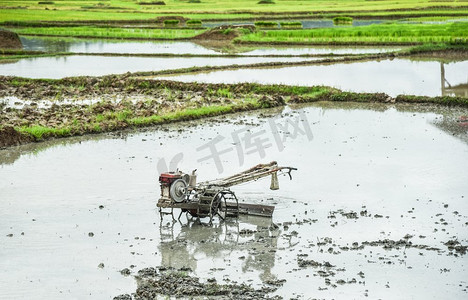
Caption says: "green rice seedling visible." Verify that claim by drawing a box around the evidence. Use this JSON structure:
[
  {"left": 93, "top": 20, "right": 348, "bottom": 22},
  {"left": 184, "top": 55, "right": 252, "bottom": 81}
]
[
  {"left": 92, "top": 124, "right": 102, "bottom": 132},
  {"left": 116, "top": 110, "right": 133, "bottom": 121},
  {"left": 139, "top": 1, "right": 166, "bottom": 5},
  {"left": 280, "top": 21, "right": 303, "bottom": 28},
  {"left": 254, "top": 21, "right": 278, "bottom": 28},
  {"left": 13, "top": 26, "right": 204, "bottom": 39},
  {"left": 186, "top": 19, "right": 202, "bottom": 27},
  {"left": 216, "top": 88, "right": 232, "bottom": 98},
  {"left": 222, "top": 28, "right": 233, "bottom": 35},
  {"left": 238, "top": 22, "right": 468, "bottom": 45},
  {"left": 17, "top": 125, "right": 70, "bottom": 140},
  {"left": 333, "top": 16, "right": 353, "bottom": 25},
  {"left": 95, "top": 114, "right": 105, "bottom": 122},
  {"left": 164, "top": 20, "right": 180, "bottom": 28}
]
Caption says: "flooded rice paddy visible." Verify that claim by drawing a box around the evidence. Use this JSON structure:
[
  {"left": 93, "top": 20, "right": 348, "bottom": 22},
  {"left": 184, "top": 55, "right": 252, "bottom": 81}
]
[
  {"left": 20, "top": 36, "right": 403, "bottom": 55},
  {"left": 1, "top": 103, "right": 467, "bottom": 299},
  {"left": 0, "top": 55, "right": 318, "bottom": 79},
  {"left": 157, "top": 58, "right": 468, "bottom": 97},
  {"left": 1, "top": 33, "right": 468, "bottom": 299}
]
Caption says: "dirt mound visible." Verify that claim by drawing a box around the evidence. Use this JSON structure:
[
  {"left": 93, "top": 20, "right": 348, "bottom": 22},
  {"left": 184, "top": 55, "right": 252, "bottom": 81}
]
[
  {"left": 194, "top": 25, "right": 255, "bottom": 41},
  {"left": 0, "top": 29, "right": 22, "bottom": 49},
  {"left": 0, "top": 126, "right": 32, "bottom": 148},
  {"left": 259, "top": 95, "right": 285, "bottom": 108},
  {"left": 114, "top": 267, "right": 279, "bottom": 299}
]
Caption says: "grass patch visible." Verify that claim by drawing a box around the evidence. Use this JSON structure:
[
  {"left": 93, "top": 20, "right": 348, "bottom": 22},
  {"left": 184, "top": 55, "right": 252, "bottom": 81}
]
[
  {"left": 17, "top": 125, "right": 71, "bottom": 140},
  {"left": 127, "top": 104, "right": 250, "bottom": 127},
  {"left": 238, "top": 22, "right": 468, "bottom": 45},
  {"left": 254, "top": 21, "right": 278, "bottom": 28},
  {"left": 395, "top": 95, "right": 468, "bottom": 106},
  {"left": 280, "top": 21, "right": 302, "bottom": 28},
  {"left": 404, "top": 42, "right": 468, "bottom": 54},
  {"left": 186, "top": 19, "right": 202, "bottom": 27},
  {"left": 164, "top": 19, "right": 180, "bottom": 27},
  {"left": 211, "top": 88, "right": 232, "bottom": 98}
]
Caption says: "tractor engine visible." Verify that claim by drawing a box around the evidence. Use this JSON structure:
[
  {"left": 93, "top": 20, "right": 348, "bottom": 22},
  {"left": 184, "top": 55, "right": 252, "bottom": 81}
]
[{"left": 158, "top": 170, "right": 196, "bottom": 207}]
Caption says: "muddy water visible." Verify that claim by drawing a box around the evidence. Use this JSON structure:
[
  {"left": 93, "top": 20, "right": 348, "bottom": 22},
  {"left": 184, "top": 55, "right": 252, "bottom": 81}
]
[
  {"left": 1, "top": 102, "right": 467, "bottom": 299},
  {"left": 157, "top": 58, "right": 468, "bottom": 97},
  {"left": 20, "top": 36, "right": 402, "bottom": 55},
  {"left": 0, "top": 55, "right": 317, "bottom": 79}
]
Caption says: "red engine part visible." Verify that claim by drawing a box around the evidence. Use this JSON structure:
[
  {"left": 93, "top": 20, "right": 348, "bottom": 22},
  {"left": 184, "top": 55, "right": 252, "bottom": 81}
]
[{"left": 159, "top": 172, "right": 181, "bottom": 184}]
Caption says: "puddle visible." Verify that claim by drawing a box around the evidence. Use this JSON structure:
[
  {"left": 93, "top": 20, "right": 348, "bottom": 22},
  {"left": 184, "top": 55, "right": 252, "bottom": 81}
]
[
  {"left": 0, "top": 95, "right": 152, "bottom": 110},
  {"left": 20, "top": 36, "right": 402, "bottom": 56},
  {"left": 0, "top": 55, "right": 317, "bottom": 79},
  {"left": 156, "top": 58, "right": 468, "bottom": 97},
  {"left": 1, "top": 102, "right": 467, "bottom": 299}
]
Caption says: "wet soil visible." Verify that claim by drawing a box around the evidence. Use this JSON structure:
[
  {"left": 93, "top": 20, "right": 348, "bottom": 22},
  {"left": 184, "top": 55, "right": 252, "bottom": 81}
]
[
  {"left": 1, "top": 75, "right": 467, "bottom": 148},
  {"left": 0, "top": 29, "right": 22, "bottom": 49},
  {"left": 114, "top": 267, "right": 280, "bottom": 300},
  {"left": 0, "top": 126, "right": 32, "bottom": 148}
]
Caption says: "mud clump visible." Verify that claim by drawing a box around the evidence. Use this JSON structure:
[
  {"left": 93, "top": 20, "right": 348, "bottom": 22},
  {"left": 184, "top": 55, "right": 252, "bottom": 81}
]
[
  {"left": 0, "top": 126, "right": 32, "bottom": 148},
  {"left": 0, "top": 29, "right": 22, "bottom": 49},
  {"left": 297, "top": 258, "right": 334, "bottom": 268},
  {"left": 194, "top": 25, "right": 255, "bottom": 41},
  {"left": 114, "top": 267, "right": 280, "bottom": 299},
  {"left": 259, "top": 95, "right": 285, "bottom": 108},
  {"left": 361, "top": 238, "right": 441, "bottom": 252},
  {"left": 444, "top": 240, "right": 467, "bottom": 255}
]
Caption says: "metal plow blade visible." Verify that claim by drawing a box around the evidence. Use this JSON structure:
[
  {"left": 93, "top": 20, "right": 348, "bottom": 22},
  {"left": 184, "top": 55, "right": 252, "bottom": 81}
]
[{"left": 226, "top": 202, "right": 275, "bottom": 217}]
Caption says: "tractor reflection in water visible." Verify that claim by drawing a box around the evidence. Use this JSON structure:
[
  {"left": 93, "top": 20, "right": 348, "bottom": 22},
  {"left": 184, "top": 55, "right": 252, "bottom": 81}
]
[{"left": 158, "top": 215, "right": 280, "bottom": 283}]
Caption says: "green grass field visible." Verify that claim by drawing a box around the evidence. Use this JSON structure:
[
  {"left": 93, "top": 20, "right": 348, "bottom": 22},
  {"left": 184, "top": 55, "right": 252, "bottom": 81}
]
[{"left": 1, "top": 0, "right": 468, "bottom": 22}]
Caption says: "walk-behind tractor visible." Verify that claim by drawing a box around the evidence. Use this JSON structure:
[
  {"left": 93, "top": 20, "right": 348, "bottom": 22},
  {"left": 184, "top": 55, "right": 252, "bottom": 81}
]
[{"left": 157, "top": 161, "right": 296, "bottom": 223}]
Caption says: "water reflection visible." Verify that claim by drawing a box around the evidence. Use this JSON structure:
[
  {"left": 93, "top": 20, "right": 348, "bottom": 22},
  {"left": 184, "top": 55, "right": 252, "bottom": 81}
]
[
  {"left": 0, "top": 55, "right": 316, "bottom": 78},
  {"left": 158, "top": 215, "right": 279, "bottom": 282},
  {"left": 441, "top": 62, "right": 468, "bottom": 97},
  {"left": 158, "top": 58, "right": 468, "bottom": 97},
  {"left": 21, "top": 37, "right": 220, "bottom": 55},
  {"left": 0, "top": 132, "right": 127, "bottom": 166},
  {"left": 20, "top": 36, "right": 72, "bottom": 53},
  {"left": 20, "top": 36, "right": 401, "bottom": 56}
]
